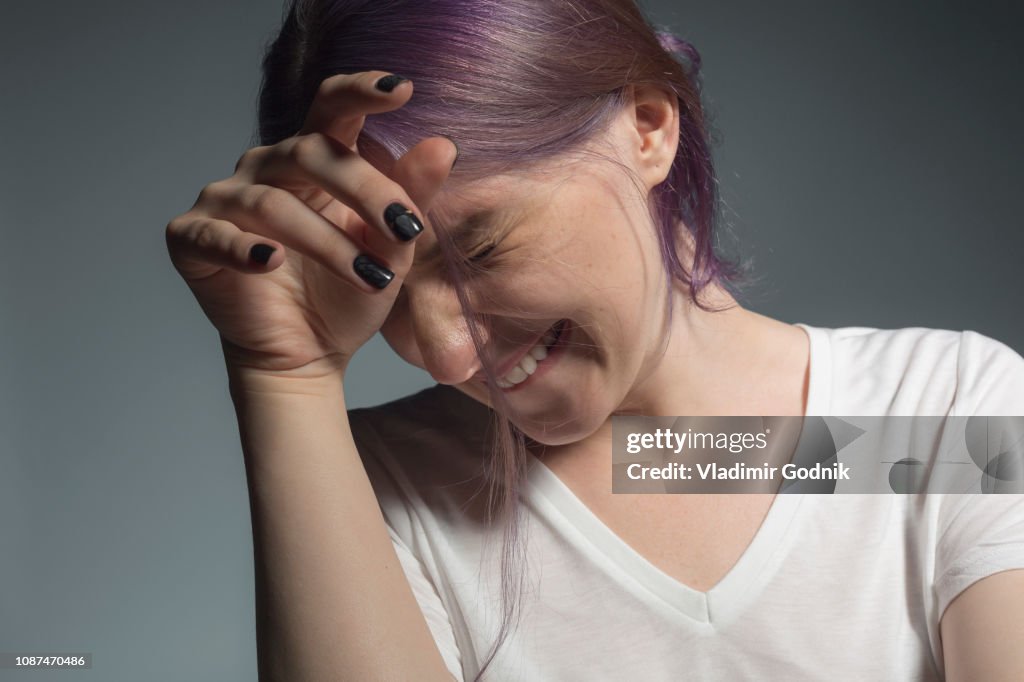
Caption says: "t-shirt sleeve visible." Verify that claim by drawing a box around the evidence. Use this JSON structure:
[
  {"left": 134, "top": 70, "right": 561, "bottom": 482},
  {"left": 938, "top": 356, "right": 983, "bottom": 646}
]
[
  {"left": 386, "top": 523, "right": 465, "bottom": 681},
  {"left": 934, "top": 330, "right": 1024, "bottom": 620},
  {"left": 933, "top": 494, "right": 1024, "bottom": 621},
  {"left": 953, "top": 330, "right": 1024, "bottom": 416}
]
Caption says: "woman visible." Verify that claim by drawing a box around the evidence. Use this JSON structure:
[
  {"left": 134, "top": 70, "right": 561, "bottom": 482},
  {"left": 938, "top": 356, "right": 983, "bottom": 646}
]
[{"left": 164, "top": 0, "right": 1024, "bottom": 679}]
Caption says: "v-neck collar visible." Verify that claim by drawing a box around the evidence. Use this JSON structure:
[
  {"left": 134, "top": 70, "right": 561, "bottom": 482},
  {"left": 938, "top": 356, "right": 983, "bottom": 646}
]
[{"left": 524, "top": 323, "right": 831, "bottom": 628}]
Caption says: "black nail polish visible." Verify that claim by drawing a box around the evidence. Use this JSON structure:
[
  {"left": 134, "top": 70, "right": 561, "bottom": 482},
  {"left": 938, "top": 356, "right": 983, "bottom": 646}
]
[
  {"left": 384, "top": 203, "right": 424, "bottom": 242},
  {"left": 375, "top": 74, "right": 408, "bottom": 93},
  {"left": 353, "top": 255, "right": 394, "bottom": 289},
  {"left": 250, "top": 243, "right": 276, "bottom": 265}
]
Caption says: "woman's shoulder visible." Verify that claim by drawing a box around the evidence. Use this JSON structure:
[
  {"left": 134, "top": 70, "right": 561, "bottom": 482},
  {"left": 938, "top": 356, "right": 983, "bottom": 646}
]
[
  {"left": 810, "top": 324, "right": 962, "bottom": 352},
  {"left": 949, "top": 328, "right": 1024, "bottom": 415},
  {"left": 347, "top": 384, "right": 494, "bottom": 514},
  {"left": 802, "top": 324, "right": 1024, "bottom": 415},
  {"left": 348, "top": 383, "right": 491, "bottom": 447}
]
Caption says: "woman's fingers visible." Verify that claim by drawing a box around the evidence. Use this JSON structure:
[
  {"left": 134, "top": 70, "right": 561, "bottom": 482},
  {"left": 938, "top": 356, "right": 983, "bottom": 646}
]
[
  {"left": 389, "top": 136, "right": 459, "bottom": 213},
  {"left": 235, "top": 71, "right": 457, "bottom": 265},
  {"left": 241, "top": 133, "right": 428, "bottom": 251},
  {"left": 166, "top": 215, "right": 279, "bottom": 281},
  {"left": 166, "top": 181, "right": 398, "bottom": 293},
  {"left": 298, "top": 71, "right": 413, "bottom": 148},
  {"left": 168, "top": 70, "right": 456, "bottom": 296}
]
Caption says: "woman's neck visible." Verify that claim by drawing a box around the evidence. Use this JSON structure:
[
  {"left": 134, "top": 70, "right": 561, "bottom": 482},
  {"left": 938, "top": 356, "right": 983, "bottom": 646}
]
[{"left": 617, "top": 284, "right": 810, "bottom": 419}]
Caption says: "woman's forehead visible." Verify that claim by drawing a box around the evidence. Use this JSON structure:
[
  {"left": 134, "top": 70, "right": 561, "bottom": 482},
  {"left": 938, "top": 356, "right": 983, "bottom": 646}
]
[
  {"left": 424, "top": 154, "right": 624, "bottom": 249},
  {"left": 432, "top": 173, "right": 538, "bottom": 226},
  {"left": 434, "top": 162, "right": 590, "bottom": 218}
]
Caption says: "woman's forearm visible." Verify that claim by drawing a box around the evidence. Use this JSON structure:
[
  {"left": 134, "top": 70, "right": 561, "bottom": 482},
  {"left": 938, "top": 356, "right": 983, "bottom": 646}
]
[{"left": 225, "top": 364, "right": 453, "bottom": 681}]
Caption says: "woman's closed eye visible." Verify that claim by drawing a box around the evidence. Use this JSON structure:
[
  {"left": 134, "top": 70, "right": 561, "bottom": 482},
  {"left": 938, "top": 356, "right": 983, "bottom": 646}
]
[{"left": 468, "top": 242, "right": 498, "bottom": 264}]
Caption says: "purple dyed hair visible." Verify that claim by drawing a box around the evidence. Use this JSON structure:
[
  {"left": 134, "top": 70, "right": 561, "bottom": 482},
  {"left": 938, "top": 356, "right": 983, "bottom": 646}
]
[{"left": 256, "top": 0, "right": 742, "bottom": 677}]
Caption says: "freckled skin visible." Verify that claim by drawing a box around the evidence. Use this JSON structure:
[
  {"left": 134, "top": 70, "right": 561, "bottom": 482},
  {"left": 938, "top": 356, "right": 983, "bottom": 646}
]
[{"left": 379, "top": 103, "right": 809, "bottom": 452}]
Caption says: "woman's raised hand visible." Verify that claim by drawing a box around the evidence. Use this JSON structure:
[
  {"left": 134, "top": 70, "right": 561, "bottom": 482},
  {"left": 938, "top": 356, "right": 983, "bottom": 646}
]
[{"left": 165, "top": 72, "right": 456, "bottom": 378}]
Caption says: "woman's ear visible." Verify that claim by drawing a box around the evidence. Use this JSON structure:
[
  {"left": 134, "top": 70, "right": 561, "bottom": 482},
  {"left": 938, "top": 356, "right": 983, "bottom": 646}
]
[{"left": 621, "top": 84, "right": 680, "bottom": 189}]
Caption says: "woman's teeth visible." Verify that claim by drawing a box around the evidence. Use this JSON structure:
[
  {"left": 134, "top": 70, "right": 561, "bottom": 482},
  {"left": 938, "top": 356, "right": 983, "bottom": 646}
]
[{"left": 494, "top": 325, "right": 558, "bottom": 389}]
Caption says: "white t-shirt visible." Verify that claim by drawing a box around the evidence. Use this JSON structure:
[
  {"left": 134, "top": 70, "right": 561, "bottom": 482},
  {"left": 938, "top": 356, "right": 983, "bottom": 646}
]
[{"left": 348, "top": 325, "right": 1024, "bottom": 681}]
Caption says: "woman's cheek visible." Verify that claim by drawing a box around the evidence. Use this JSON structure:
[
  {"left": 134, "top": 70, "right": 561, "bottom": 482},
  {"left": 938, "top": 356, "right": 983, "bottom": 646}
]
[{"left": 479, "top": 260, "right": 578, "bottom": 312}]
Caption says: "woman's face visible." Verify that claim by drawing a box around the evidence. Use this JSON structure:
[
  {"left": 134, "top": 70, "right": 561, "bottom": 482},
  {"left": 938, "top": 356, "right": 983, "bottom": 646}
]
[{"left": 379, "top": 144, "right": 675, "bottom": 446}]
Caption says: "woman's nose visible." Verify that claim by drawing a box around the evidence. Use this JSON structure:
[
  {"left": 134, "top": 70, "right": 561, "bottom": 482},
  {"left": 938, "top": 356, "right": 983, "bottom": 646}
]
[{"left": 406, "top": 281, "right": 484, "bottom": 385}]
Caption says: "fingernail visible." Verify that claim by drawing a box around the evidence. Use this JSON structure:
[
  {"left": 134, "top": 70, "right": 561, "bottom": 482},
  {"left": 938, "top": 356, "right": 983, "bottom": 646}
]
[
  {"left": 375, "top": 74, "right": 408, "bottom": 93},
  {"left": 384, "top": 203, "right": 424, "bottom": 242},
  {"left": 250, "top": 243, "right": 276, "bottom": 265},
  {"left": 442, "top": 136, "right": 460, "bottom": 169},
  {"left": 353, "top": 254, "right": 394, "bottom": 289}
]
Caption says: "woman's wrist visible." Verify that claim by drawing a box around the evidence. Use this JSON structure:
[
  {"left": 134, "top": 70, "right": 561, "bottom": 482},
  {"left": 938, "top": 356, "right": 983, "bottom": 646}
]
[
  {"left": 221, "top": 339, "right": 349, "bottom": 401},
  {"left": 225, "top": 362, "right": 346, "bottom": 402}
]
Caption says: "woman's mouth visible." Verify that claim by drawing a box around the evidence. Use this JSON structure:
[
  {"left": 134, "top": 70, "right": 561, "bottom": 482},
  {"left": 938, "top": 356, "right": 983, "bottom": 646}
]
[{"left": 492, "top": 319, "right": 570, "bottom": 390}]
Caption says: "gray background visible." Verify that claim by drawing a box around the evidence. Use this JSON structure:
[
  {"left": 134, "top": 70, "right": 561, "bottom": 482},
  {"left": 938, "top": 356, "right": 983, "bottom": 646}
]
[{"left": 1, "top": 1, "right": 1021, "bottom": 680}]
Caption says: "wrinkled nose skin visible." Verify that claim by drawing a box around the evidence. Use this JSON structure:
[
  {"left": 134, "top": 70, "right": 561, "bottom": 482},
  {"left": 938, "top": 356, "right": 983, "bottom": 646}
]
[{"left": 402, "top": 282, "right": 484, "bottom": 386}]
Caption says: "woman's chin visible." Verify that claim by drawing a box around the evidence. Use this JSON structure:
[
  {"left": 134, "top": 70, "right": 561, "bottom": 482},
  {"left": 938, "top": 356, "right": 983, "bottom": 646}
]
[{"left": 513, "top": 401, "right": 610, "bottom": 448}]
